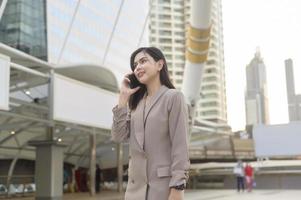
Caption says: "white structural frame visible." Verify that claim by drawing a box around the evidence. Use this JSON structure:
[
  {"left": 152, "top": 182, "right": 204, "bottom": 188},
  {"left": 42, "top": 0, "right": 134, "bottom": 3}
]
[{"left": 0, "top": 54, "right": 10, "bottom": 110}]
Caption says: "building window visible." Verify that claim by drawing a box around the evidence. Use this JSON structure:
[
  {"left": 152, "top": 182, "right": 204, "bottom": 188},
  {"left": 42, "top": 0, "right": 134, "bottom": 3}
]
[
  {"left": 165, "top": 54, "right": 172, "bottom": 60},
  {"left": 175, "top": 79, "right": 182, "bottom": 84},
  {"left": 202, "top": 110, "right": 218, "bottom": 115},
  {"left": 175, "top": 55, "right": 184, "bottom": 60},
  {"left": 204, "top": 93, "right": 218, "bottom": 98},
  {"left": 203, "top": 77, "right": 217, "bottom": 82},
  {"left": 202, "top": 85, "right": 218, "bottom": 90},
  {"left": 202, "top": 102, "right": 218, "bottom": 107},
  {"left": 175, "top": 71, "right": 183, "bottom": 76},
  {"left": 206, "top": 68, "right": 217, "bottom": 73},
  {"left": 159, "top": 30, "right": 171, "bottom": 36},
  {"left": 159, "top": 14, "right": 171, "bottom": 20},
  {"left": 206, "top": 60, "right": 216, "bottom": 65},
  {"left": 159, "top": 0, "right": 170, "bottom": 3},
  {"left": 159, "top": 38, "right": 172, "bottom": 43}
]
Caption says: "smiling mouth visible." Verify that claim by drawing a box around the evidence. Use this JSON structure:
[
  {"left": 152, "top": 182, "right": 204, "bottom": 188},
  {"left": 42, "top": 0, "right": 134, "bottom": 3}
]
[{"left": 137, "top": 72, "right": 145, "bottom": 78}]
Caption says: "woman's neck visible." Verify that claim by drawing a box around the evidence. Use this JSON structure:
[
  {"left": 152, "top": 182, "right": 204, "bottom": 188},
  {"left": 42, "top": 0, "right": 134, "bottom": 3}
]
[{"left": 146, "top": 77, "right": 162, "bottom": 97}]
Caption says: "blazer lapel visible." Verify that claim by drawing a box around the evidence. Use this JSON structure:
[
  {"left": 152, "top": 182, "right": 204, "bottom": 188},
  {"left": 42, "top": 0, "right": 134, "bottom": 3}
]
[
  {"left": 133, "top": 85, "right": 169, "bottom": 151},
  {"left": 133, "top": 98, "right": 145, "bottom": 151},
  {"left": 143, "top": 85, "right": 168, "bottom": 125}
]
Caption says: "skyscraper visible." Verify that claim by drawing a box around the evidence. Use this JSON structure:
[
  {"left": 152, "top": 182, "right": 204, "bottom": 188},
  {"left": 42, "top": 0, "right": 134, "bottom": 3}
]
[
  {"left": 285, "top": 58, "right": 301, "bottom": 121},
  {"left": 149, "top": 0, "right": 228, "bottom": 125},
  {"left": 0, "top": 0, "right": 48, "bottom": 60},
  {"left": 245, "top": 49, "right": 269, "bottom": 126}
]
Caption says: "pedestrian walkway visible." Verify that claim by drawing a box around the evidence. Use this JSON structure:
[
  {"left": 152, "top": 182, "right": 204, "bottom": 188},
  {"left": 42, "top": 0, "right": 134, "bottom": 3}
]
[
  {"left": 4, "top": 189, "right": 301, "bottom": 200},
  {"left": 185, "top": 189, "right": 301, "bottom": 200}
]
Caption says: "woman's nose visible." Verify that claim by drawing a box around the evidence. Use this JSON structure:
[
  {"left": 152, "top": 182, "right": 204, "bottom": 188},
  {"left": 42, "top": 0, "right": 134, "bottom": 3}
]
[{"left": 134, "top": 64, "right": 142, "bottom": 72}]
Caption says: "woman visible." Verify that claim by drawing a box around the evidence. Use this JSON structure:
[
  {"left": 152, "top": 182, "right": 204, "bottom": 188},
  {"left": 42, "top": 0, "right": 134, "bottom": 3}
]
[{"left": 111, "top": 47, "right": 190, "bottom": 200}]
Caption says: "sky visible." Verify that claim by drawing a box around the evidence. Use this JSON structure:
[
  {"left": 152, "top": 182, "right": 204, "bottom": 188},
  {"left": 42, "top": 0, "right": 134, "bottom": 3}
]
[{"left": 222, "top": 0, "right": 301, "bottom": 131}]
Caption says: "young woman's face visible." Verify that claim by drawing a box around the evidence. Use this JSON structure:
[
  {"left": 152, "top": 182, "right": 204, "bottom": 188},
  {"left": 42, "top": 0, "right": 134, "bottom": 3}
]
[{"left": 133, "top": 51, "right": 163, "bottom": 85}]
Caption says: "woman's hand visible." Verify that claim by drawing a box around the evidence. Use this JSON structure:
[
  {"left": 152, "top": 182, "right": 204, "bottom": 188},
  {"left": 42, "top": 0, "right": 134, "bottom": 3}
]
[
  {"left": 118, "top": 74, "right": 140, "bottom": 108},
  {"left": 168, "top": 188, "right": 184, "bottom": 200}
]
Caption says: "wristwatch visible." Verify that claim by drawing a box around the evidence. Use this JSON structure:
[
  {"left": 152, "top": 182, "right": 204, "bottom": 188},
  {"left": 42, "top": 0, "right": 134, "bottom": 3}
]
[{"left": 171, "top": 184, "right": 185, "bottom": 190}]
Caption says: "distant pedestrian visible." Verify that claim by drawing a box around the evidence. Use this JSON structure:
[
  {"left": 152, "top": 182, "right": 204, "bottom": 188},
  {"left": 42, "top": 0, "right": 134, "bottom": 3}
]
[
  {"left": 233, "top": 160, "right": 245, "bottom": 192},
  {"left": 244, "top": 163, "right": 254, "bottom": 192},
  {"left": 95, "top": 164, "right": 101, "bottom": 193},
  {"left": 63, "top": 168, "right": 69, "bottom": 189},
  {"left": 80, "top": 170, "right": 88, "bottom": 192},
  {"left": 75, "top": 167, "right": 81, "bottom": 192}
]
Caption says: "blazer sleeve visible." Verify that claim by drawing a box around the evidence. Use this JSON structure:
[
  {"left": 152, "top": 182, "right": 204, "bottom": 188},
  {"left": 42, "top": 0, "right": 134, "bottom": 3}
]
[
  {"left": 168, "top": 91, "right": 190, "bottom": 187},
  {"left": 111, "top": 105, "right": 130, "bottom": 143}
]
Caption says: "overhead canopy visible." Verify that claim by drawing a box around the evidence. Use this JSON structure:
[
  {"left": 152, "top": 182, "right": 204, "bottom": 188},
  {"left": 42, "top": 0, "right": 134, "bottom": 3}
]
[
  {"left": 0, "top": 43, "right": 120, "bottom": 168},
  {"left": 55, "top": 64, "right": 119, "bottom": 92},
  {"left": 0, "top": 44, "right": 119, "bottom": 92}
]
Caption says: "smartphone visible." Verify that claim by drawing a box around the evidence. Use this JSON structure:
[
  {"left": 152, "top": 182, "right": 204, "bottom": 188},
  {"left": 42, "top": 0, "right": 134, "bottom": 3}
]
[{"left": 128, "top": 73, "right": 141, "bottom": 89}]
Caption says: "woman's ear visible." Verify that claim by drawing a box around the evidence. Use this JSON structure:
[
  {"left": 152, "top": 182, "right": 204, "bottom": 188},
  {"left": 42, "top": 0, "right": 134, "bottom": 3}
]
[{"left": 158, "top": 60, "right": 164, "bottom": 71}]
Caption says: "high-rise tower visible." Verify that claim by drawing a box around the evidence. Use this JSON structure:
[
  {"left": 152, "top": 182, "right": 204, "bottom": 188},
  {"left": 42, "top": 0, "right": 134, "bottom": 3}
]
[
  {"left": 245, "top": 49, "right": 269, "bottom": 126},
  {"left": 285, "top": 59, "right": 301, "bottom": 121},
  {"left": 149, "top": 0, "right": 228, "bottom": 125}
]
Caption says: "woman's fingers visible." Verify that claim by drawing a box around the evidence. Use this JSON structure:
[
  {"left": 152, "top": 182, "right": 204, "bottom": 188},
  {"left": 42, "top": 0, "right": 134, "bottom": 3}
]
[
  {"left": 130, "top": 86, "right": 140, "bottom": 94},
  {"left": 128, "top": 86, "right": 140, "bottom": 95},
  {"left": 122, "top": 73, "right": 133, "bottom": 86},
  {"left": 120, "top": 73, "right": 140, "bottom": 96},
  {"left": 124, "top": 77, "right": 131, "bottom": 83},
  {"left": 121, "top": 76, "right": 131, "bottom": 89}
]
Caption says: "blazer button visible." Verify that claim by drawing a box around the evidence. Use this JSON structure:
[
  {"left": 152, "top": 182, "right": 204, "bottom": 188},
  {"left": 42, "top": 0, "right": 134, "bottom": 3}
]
[{"left": 131, "top": 179, "right": 135, "bottom": 184}]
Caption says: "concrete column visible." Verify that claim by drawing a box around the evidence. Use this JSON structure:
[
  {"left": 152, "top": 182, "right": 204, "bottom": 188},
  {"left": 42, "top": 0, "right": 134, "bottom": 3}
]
[
  {"left": 29, "top": 140, "right": 66, "bottom": 200},
  {"left": 89, "top": 130, "right": 96, "bottom": 196},
  {"left": 117, "top": 143, "right": 123, "bottom": 192},
  {"left": 229, "top": 136, "right": 236, "bottom": 158}
]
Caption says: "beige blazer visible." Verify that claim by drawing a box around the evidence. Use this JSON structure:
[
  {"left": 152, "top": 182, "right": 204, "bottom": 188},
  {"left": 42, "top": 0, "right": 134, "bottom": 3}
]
[{"left": 111, "top": 85, "right": 190, "bottom": 200}]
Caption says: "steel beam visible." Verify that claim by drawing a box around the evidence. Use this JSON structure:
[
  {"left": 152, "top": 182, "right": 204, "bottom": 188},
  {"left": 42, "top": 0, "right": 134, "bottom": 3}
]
[
  {"left": 0, "top": 122, "right": 37, "bottom": 146},
  {"left": 11, "top": 62, "right": 49, "bottom": 78},
  {"left": 102, "top": 0, "right": 125, "bottom": 65}
]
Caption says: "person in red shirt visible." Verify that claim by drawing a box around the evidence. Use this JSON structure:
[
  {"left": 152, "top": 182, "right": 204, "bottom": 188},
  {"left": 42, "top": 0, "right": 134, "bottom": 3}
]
[{"left": 244, "top": 163, "right": 254, "bottom": 192}]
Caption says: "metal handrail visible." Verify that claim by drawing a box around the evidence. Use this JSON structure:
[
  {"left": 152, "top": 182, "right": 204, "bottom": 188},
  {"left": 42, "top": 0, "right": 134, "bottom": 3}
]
[{"left": 10, "top": 62, "right": 49, "bottom": 78}]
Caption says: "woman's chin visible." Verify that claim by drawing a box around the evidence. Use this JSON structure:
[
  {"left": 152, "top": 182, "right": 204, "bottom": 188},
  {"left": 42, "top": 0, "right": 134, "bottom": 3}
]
[{"left": 138, "top": 77, "right": 147, "bottom": 84}]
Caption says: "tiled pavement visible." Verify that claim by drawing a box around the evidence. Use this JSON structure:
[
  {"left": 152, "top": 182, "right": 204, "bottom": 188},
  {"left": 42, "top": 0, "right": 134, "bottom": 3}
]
[{"left": 4, "top": 189, "right": 301, "bottom": 200}]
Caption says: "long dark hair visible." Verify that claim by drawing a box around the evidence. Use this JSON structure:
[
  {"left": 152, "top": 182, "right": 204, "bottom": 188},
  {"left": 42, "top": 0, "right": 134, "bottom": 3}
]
[{"left": 129, "top": 47, "right": 175, "bottom": 110}]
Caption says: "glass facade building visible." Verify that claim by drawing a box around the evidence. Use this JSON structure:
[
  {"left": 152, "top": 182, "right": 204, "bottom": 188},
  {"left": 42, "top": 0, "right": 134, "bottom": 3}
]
[{"left": 0, "top": 0, "right": 48, "bottom": 60}]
